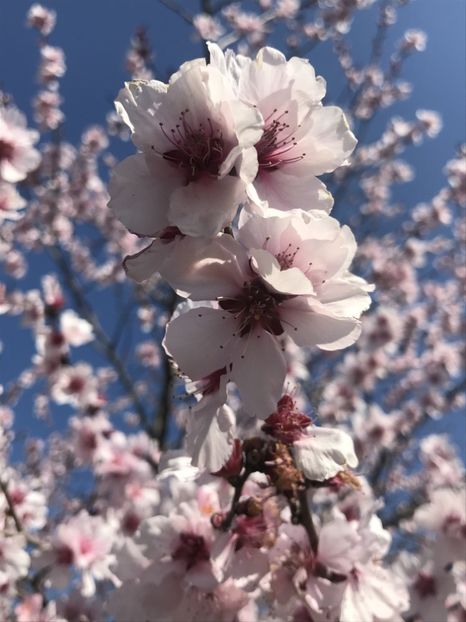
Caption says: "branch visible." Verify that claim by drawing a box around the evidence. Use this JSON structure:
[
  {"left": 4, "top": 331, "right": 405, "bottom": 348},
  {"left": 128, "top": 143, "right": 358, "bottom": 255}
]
[
  {"left": 46, "top": 244, "right": 150, "bottom": 431},
  {"left": 0, "top": 478, "right": 23, "bottom": 534},
  {"left": 151, "top": 289, "right": 179, "bottom": 447},
  {"left": 297, "top": 488, "right": 319, "bottom": 555},
  {"left": 158, "top": 0, "right": 193, "bottom": 24}
]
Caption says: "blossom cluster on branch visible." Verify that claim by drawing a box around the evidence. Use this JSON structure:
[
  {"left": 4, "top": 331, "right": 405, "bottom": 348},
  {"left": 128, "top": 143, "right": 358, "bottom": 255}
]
[{"left": 0, "top": 1, "right": 464, "bottom": 621}]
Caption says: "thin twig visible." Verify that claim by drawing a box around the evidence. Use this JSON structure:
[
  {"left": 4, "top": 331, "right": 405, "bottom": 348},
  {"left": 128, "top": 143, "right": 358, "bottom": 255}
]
[
  {"left": 221, "top": 470, "right": 250, "bottom": 531},
  {"left": 157, "top": 0, "right": 193, "bottom": 24},
  {"left": 46, "top": 244, "right": 150, "bottom": 430},
  {"left": 297, "top": 488, "right": 319, "bottom": 555},
  {"left": 151, "top": 289, "right": 179, "bottom": 446}
]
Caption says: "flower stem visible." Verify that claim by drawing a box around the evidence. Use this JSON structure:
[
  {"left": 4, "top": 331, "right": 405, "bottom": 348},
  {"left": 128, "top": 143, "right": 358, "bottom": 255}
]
[{"left": 297, "top": 488, "right": 319, "bottom": 555}]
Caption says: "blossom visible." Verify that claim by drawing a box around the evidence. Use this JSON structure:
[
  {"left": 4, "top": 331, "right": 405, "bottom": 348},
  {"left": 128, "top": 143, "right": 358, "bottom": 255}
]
[
  {"left": 109, "top": 56, "right": 263, "bottom": 239},
  {"left": 26, "top": 4, "right": 56, "bottom": 36},
  {"left": 193, "top": 14, "right": 224, "bottom": 41},
  {"left": 0, "top": 182, "right": 26, "bottom": 221},
  {"left": 209, "top": 44, "right": 356, "bottom": 213},
  {"left": 38, "top": 511, "right": 118, "bottom": 597},
  {"left": 50, "top": 362, "right": 100, "bottom": 409},
  {"left": 59, "top": 309, "right": 94, "bottom": 347},
  {"left": 0, "top": 106, "right": 40, "bottom": 183},
  {"left": 137, "top": 499, "right": 232, "bottom": 590},
  {"left": 0, "top": 534, "right": 30, "bottom": 581},
  {"left": 163, "top": 210, "right": 372, "bottom": 417}
]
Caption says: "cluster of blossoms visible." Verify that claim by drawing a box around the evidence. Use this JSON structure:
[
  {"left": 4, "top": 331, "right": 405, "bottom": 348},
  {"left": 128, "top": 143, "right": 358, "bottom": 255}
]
[
  {"left": 0, "top": 2, "right": 464, "bottom": 621},
  {"left": 109, "top": 42, "right": 369, "bottom": 473}
]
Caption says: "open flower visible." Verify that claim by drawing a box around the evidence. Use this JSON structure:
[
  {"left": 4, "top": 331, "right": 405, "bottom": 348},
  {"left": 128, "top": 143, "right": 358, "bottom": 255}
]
[
  {"left": 0, "top": 106, "right": 40, "bottom": 183},
  {"left": 163, "top": 210, "right": 372, "bottom": 418},
  {"left": 209, "top": 43, "right": 356, "bottom": 213},
  {"left": 109, "top": 56, "right": 263, "bottom": 239}
]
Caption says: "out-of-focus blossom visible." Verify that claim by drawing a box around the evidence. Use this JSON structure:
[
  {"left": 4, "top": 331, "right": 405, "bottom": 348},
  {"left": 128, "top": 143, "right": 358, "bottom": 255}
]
[
  {"left": 0, "top": 182, "right": 26, "bottom": 221},
  {"left": 59, "top": 309, "right": 94, "bottom": 347},
  {"left": 0, "top": 106, "right": 40, "bottom": 183},
  {"left": 33, "top": 89, "right": 64, "bottom": 130},
  {"left": 193, "top": 13, "right": 225, "bottom": 41},
  {"left": 38, "top": 510, "right": 119, "bottom": 597},
  {"left": 39, "top": 45, "right": 66, "bottom": 83},
  {"left": 26, "top": 4, "right": 56, "bottom": 36}
]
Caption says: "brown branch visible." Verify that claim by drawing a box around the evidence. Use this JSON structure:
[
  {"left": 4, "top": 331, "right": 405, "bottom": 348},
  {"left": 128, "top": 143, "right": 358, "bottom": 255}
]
[
  {"left": 297, "top": 488, "right": 319, "bottom": 555},
  {"left": 151, "top": 289, "right": 179, "bottom": 447},
  {"left": 0, "top": 479, "right": 23, "bottom": 534},
  {"left": 46, "top": 244, "right": 150, "bottom": 431},
  {"left": 158, "top": 0, "right": 193, "bottom": 24}
]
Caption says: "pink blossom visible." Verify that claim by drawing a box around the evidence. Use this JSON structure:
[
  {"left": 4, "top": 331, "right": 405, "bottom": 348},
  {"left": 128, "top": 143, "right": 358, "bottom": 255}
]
[
  {"left": 193, "top": 13, "right": 225, "bottom": 41},
  {"left": 40, "top": 510, "right": 118, "bottom": 597},
  {"left": 0, "top": 106, "right": 40, "bottom": 183},
  {"left": 15, "top": 594, "right": 64, "bottom": 622},
  {"left": 59, "top": 309, "right": 94, "bottom": 347},
  {"left": 26, "top": 4, "right": 56, "bottom": 36},
  {"left": 163, "top": 210, "right": 372, "bottom": 417},
  {"left": 33, "top": 89, "right": 64, "bottom": 130},
  {"left": 109, "top": 57, "right": 263, "bottom": 238},
  {"left": 0, "top": 182, "right": 26, "bottom": 221},
  {"left": 209, "top": 44, "right": 356, "bottom": 213},
  {"left": 39, "top": 45, "right": 66, "bottom": 82}
]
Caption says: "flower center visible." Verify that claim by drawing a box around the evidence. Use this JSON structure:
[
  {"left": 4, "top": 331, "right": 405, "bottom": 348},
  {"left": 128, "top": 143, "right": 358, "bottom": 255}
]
[
  {"left": 413, "top": 572, "right": 437, "bottom": 598},
  {"left": 255, "top": 108, "right": 305, "bottom": 171},
  {"left": 275, "top": 242, "right": 300, "bottom": 270},
  {"left": 0, "top": 139, "right": 14, "bottom": 162},
  {"left": 172, "top": 532, "right": 210, "bottom": 570},
  {"left": 262, "top": 395, "right": 311, "bottom": 444},
  {"left": 159, "top": 109, "right": 225, "bottom": 183},
  {"left": 219, "top": 278, "right": 288, "bottom": 337}
]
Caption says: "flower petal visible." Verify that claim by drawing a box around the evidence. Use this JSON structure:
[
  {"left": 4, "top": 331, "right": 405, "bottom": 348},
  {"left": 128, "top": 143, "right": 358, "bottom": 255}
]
[
  {"left": 230, "top": 329, "right": 286, "bottom": 418},
  {"left": 293, "top": 427, "right": 358, "bottom": 481},
  {"left": 108, "top": 154, "right": 179, "bottom": 236},
  {"left": 250, "top": 249, "right": 314, "bottom": 296},
  {"left": 163, "top": 308, "right": 235, "bottom": 380},
  {"left": 282, "top": 299, "right": 361, "bottom": 350},
  {"left": 169, "top": 175, "right": 246, "bottom": 237}
]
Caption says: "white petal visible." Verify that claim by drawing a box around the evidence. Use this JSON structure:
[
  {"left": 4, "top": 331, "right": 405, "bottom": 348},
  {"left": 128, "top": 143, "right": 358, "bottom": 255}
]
[
  {"left": 282, "top": 299, "right": 361, "bottom": 350},
  {"left": 250, "top": 248, "right": 314, "bottom": 296},
  {"left": 294, "top": 106, "right": 357, "bottom": 175},
  {"left": 186, "top": 402, "right": 235, "bottom": 472},
  {"left": 163, "top": 308, "right": 235, "bottom": 380},
  {"left": 230, "top": 329, "right": 286, "bottom": 418},
  {"left": 160, "top": 234, "right": 249, "bottom": 300},
  {"left": 124, "top": 240, "right": 168, "bottom": 282},
  {"left": 318, "top": 279, "right": 373, "bottom": 318},
  {"left": 293, "top": 427, "right": 358, "bottom": 481},
  {"left": 108, "top": 154, "right": 179, "bottom": 236},
  {"left": 252, "top": 168, "right": 334, "bottom": 213},
  {"left": 115, "top": 80, "right": 168, "bottom": 151},
  {"left": 169, "top": 175, "right": 245, "bottom": 237}
]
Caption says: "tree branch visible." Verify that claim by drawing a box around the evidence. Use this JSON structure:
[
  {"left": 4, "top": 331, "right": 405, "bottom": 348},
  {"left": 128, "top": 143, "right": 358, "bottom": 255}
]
[{"left": 158, "top": 0, "right": 193, "bottom": 24}]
